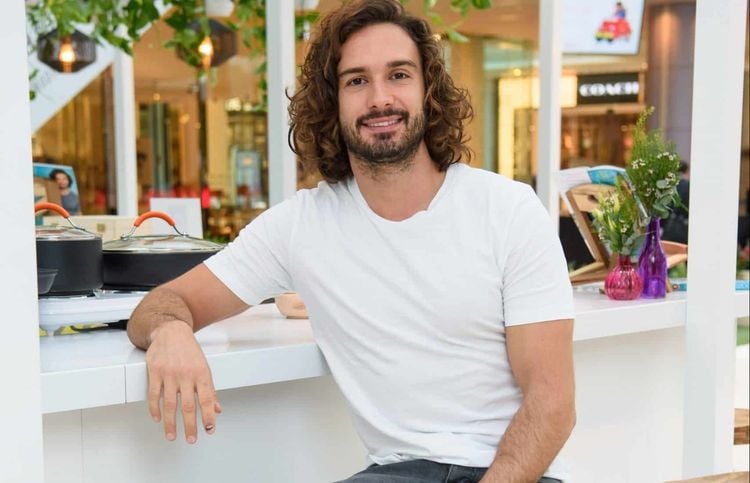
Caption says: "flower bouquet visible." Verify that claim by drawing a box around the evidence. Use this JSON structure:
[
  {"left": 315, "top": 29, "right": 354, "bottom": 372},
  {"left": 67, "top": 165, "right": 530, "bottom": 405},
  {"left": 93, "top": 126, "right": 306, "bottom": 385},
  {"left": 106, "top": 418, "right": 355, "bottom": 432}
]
[
  {"left": 625, "top": 107, "right": 685, "bottom": 298},
  {"left": 591, "top": 175, "right": 647, "bottom": 300}
]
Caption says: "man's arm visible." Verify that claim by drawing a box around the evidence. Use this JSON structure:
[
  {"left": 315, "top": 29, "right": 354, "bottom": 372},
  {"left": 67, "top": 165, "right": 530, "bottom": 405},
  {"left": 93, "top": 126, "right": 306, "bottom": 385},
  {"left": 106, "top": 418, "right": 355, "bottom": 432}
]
[
  {"left": 127, "top": 263, "right": 249, "bottom": 444},
  {"left": 480, "top": 319, "right": 576, "bottom": 483},
  {"left": 128, "top": 263, "right": 249, "bottom": 349}
]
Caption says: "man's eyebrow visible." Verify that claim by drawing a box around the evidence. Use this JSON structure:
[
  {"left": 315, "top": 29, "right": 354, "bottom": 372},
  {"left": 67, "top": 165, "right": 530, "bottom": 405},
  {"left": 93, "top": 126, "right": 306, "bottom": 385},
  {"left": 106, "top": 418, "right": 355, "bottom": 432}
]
[
  {"left": 338, "top": 66, "right": 366, "bottom": 78},
  {"left": 387, "top": 59, "right": 418, "bottom": 70},
  {"left": 337, "top": 59, "right": 418, "bottom": 78}
]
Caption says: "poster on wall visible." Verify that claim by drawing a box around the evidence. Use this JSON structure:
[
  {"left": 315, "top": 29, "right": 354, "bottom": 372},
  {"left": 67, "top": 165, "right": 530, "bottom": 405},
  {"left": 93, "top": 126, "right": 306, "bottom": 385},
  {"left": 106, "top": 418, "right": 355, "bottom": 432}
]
[
  {"left": 32, "top": 163, "right": 81, "bottom": 217},
  {"left": 562, "top": 0, "right": 645, "bottom": 55}
]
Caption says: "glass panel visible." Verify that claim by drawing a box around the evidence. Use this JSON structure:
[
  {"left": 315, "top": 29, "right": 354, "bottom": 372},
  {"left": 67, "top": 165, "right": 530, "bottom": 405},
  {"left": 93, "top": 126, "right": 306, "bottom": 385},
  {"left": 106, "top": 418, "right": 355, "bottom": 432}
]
[{"left": 32, "top": 68, "right": 112, "bottom": 215}]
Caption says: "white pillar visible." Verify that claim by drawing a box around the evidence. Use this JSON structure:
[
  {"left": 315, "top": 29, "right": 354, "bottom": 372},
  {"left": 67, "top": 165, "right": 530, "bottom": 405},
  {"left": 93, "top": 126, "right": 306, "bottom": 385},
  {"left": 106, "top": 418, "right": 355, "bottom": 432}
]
[
  {"left": 0, "top": 2, "right": 44, "bottom": 482},
  {"left": 683, "top": 0, "right": 748, "bottom": 477},
  {"left": 113, "top": 50, "right": 139, "bottom": 216},
  {"left": 266, "top": 0, "right": 297, "bottom": 205},
  {"left": 537, "top": 0, "right": 562, "bottom": 228}
]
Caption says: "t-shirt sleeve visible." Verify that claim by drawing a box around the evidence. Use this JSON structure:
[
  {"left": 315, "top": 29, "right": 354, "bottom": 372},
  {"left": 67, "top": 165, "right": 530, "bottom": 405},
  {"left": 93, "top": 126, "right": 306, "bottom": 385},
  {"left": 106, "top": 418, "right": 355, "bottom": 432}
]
[
  {"left": 203, "top": 199, "right": 296, "bottom": 306},
  {"left": 500, "top": 186, "right": 575, "bottom": 327}
]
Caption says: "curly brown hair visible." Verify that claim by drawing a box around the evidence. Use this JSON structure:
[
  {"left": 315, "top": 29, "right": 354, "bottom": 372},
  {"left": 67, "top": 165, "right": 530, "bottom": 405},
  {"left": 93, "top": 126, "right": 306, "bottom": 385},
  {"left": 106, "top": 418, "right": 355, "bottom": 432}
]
[{"left": 288, "top": 0, "right": 473, "bottom": 183}]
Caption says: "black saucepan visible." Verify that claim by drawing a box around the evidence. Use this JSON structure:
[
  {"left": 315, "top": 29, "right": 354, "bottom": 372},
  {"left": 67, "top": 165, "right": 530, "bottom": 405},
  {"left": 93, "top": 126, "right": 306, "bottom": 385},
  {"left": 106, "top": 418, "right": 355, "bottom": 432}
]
[
  {"left": 102, "top": 211, "right": 223, "bottom": 290},
  {"left": 34, "top": 202, "right": 103, "bottom": 295}
]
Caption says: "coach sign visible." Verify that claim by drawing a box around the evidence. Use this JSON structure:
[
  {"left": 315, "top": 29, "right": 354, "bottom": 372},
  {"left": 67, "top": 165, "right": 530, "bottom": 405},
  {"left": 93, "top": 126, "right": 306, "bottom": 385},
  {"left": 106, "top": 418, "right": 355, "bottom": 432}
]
[{"left": 577, "top": 73, "right": 640, "bottom": 105}]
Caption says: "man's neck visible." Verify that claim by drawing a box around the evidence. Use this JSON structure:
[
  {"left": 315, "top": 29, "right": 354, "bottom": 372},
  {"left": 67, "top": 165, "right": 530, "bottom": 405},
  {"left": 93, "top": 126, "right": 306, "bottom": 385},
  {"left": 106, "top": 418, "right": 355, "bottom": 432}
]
[{"left": 350, "top": 143, "right": 447, "bottom": 222}]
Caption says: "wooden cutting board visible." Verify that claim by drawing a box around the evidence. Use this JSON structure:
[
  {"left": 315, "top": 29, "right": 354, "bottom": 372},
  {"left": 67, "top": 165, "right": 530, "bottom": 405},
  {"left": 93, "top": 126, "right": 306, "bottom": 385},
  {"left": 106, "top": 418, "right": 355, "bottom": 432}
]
[
  {"left": 666, "top": 471, "right": 749, "bottom": 483},
  {"left": 735, "top": 408, "right": 749, "bottom": 445}
]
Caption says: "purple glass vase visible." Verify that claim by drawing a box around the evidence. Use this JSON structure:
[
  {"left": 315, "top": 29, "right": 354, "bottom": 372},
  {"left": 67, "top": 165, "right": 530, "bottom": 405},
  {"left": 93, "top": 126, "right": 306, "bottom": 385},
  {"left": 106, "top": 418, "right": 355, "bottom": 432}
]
[
  {"left": 605, "top": 255, "right": 643, "bottom": 300},
  {"left": 638, "top": 217, "right": 668, "bottom": 298}
]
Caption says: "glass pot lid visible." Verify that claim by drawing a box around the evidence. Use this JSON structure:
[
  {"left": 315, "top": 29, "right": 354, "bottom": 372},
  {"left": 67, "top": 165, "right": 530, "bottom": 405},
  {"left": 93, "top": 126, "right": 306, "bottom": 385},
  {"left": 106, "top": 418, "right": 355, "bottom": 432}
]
[
  {"left": 34, "top": 202, "right": 101, "bottom": 241},
  {"left": 102, "top": 211, "right": 224, "bottom": 253}
]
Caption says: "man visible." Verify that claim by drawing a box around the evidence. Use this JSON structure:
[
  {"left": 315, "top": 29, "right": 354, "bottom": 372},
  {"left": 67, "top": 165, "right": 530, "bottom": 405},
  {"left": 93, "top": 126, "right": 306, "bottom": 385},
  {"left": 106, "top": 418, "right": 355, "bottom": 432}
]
[
  {"left": 662, "top": 161, "right": 689, "bottom": 244},
  {"left": 49, "top": 168, "right": 81, "bottom": 215},
  {"left": 127, "top": 1, "right": 576, "bottom": 482}
]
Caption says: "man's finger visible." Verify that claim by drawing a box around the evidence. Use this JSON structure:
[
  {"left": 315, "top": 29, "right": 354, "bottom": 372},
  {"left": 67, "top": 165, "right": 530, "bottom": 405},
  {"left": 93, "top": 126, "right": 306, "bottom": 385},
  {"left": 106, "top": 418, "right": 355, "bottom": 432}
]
[
  {"left": 197, "top": 379, "right": 217, "bottom": 434},
  {"left": 180, "top": 383, "right": 198, "bottom": 444},
  {"left": 163, "top": 381, "right": 179, "bottom": 442},
  {"left": 147, "top": 370, "right": 163, "bottom": 423}
]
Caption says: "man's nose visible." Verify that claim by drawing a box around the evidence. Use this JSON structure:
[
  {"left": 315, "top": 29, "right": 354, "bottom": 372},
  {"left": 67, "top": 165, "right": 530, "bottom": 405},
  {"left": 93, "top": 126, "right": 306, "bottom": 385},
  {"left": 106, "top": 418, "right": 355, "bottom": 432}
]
[{"left": 367, "top": 80, "right": 394, "bottom": 110}]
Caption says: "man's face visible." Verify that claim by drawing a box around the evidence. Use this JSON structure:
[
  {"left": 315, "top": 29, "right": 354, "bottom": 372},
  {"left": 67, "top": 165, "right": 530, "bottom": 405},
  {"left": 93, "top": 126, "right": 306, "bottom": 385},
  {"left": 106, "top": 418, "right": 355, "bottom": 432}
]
[
  {"left": 53, "top": 173, "right": 69, "bottom": 189},
  {"left": 337, "top": 23, "right": 426, "bottom": 170}
]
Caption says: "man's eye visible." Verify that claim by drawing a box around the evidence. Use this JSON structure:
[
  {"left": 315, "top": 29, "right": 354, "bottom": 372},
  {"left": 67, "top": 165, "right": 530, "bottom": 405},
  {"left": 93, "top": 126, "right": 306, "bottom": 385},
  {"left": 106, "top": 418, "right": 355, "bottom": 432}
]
[
  {"left": 393, "top": 72, "right": 409, "bottom": 80},
  {"left": 347, "top": 77, "right": 366, "bottom": 86}
]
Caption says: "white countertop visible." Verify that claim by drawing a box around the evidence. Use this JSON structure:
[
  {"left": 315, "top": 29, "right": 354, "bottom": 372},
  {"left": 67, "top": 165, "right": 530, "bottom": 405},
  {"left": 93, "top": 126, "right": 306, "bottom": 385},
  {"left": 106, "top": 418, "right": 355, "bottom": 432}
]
[{"left": 39, "top": 290, "right": 750, "bottom": 414}]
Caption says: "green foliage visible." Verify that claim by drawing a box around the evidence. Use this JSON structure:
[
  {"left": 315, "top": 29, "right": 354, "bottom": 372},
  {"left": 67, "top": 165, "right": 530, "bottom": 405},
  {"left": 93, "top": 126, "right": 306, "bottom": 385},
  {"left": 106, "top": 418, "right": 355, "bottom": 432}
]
[
  {"left": 591, "top": 175, "right": 647, "bottom": 256},
  {"left": 738, "top": 325, "right": 749, "bottom": 346},
  {"left": 26, "top": 0, "right": 493, "bottom": 103},
  {"left": 421, "top": 0, "right": 492, "bottom": 44},
  {"left": 667, "top": 261, "right": 687, "bottom": 279},
  {"left": 625, "top": 107, "right": 684, "bottom": 219}
]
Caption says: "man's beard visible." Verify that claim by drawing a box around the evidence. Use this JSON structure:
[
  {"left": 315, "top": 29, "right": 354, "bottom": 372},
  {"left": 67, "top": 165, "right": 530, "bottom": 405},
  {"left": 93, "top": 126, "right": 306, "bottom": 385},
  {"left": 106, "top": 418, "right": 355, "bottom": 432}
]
[{"left": 341, "top": 108, "right": 426, "bottom": 174}]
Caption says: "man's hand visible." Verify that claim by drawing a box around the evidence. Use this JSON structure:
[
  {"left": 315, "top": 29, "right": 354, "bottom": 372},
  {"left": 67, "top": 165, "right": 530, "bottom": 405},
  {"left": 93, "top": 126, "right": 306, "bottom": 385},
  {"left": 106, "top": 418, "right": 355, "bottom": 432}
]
[
  {"left": 127, "top": 264, "right": 249, "bottom": 441},
  {"left": 145, "top": 320, "right": 222, "bottom": 444}
]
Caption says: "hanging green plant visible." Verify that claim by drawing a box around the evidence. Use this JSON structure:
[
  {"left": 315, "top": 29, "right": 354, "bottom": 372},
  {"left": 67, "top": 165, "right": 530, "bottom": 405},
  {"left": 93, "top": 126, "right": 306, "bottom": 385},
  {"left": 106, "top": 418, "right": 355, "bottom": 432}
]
[{"left": 25, "top": 0, "right": 493, "bottom": 104}]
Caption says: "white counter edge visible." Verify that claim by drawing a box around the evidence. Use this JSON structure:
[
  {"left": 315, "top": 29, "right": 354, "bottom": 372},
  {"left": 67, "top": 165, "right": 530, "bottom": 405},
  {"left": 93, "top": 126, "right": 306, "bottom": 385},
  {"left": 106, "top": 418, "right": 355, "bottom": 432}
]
[
  {"left": 124, "top": 343, "right": 330, "bottom": 403},
  {"left": 41, "top": 291, "right": 749, "bottom": 414}
]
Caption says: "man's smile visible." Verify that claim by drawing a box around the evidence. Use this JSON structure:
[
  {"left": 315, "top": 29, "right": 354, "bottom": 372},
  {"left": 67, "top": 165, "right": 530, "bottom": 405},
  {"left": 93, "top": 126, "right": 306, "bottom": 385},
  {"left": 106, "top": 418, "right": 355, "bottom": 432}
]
[{"left": 359, "top": 115, "right": 404, "bottom": 134}]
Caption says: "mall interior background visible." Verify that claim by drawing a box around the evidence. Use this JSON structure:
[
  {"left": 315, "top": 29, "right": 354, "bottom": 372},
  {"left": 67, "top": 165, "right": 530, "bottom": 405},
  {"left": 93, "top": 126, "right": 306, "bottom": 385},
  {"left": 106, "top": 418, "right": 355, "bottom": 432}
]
[{"left": 29, "top": 0, "right": 750, "bottom": 268}]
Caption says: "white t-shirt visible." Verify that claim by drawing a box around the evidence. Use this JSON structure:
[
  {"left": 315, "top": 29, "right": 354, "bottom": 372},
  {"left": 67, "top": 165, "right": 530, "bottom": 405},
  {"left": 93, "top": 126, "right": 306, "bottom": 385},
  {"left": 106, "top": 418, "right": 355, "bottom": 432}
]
[{"left": 204, "top": 162, "right": 574, "bottom": 479}]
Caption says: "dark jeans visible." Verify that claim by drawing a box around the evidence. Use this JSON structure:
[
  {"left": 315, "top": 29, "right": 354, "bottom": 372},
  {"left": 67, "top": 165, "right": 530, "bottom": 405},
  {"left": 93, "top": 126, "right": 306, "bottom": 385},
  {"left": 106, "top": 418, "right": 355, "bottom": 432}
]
[{"left": 336, "top": 459, "right": 562, "bottom": 483}]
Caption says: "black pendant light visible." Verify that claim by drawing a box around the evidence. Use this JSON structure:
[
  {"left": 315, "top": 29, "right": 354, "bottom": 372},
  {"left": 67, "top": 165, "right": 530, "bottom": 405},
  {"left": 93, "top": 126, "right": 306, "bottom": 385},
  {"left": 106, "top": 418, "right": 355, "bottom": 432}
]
[
  {"left": 37, "top": 29, "right": 97, "bottom": 73},
  {"left": 176, "top": 19, "right": 237, "bottom": 70}
]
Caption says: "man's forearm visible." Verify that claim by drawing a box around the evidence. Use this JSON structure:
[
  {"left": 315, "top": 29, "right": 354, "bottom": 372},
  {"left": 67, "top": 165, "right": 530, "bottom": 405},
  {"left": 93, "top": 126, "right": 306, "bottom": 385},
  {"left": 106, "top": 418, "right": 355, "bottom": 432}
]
[
  {"left": 127, "top": 287, "right": 195, "bottom": 350},
  {"left": 481, "top": 394, "right": 575, "bottom": 483}
]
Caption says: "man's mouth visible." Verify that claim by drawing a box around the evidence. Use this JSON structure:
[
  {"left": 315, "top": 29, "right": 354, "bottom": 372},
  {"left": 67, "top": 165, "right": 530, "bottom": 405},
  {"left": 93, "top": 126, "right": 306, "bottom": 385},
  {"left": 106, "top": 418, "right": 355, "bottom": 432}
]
[{"left": 360, "top": 116, "right": 403, "bottom": 132}]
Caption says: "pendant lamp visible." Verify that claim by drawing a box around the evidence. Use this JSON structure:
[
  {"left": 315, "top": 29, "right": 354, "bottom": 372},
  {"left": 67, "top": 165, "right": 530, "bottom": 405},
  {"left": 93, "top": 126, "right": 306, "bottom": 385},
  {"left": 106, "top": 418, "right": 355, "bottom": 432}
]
[
  {"left": 176, "top": 19, "right": 237, "bottom": 69},
  {"left": 37, "top": 29, "right": 96, "bottom": 73}
]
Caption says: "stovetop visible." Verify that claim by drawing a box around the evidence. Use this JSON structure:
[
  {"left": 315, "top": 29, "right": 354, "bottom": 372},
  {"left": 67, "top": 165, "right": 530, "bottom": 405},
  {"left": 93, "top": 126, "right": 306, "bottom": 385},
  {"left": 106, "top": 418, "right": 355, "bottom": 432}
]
[{"left": 38, "top": 290, "right": 147, "bottom": 331}]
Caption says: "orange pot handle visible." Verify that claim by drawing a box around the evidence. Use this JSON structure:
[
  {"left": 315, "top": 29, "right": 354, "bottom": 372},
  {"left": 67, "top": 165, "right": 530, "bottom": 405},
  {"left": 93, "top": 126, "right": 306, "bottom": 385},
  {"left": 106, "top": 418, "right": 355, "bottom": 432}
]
[
  {"left": 35, "top": 202, "right": 70, "bottom": 219},
  {"left": 133, "top": 211, "right": 176, "bottom": 228}
]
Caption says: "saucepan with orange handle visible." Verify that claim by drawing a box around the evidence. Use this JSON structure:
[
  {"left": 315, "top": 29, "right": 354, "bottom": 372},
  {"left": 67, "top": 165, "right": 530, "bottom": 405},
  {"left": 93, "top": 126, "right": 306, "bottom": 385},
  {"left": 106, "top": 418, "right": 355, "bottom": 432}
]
[
  {"left": 102, "top": 211, "right": 224, "bottom": 290},
  {"left": 34, "top": 201, "right": 103, "bottom": 295}
]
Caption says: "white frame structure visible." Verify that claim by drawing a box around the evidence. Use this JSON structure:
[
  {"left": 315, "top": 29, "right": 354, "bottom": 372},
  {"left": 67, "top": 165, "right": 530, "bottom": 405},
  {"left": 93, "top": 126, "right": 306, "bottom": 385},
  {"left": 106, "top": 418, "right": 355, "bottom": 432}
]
[
  {"left": 537, "top": 0, "right": 563, "bottom": 228},
  {"left": 0, "top": 2, "right": 44, "bottom": 482},
  {"left": 1, "top": 1, "right": 748, "bottom": 480},
  {"left": 113, "top": 50, "right": 139, "bottom": 216},
  {"left": 683, "top": 0, "right": 748, "bottom": 476},
  {"left": 266, "top": 0, "right": 298, "bottom": 206}
]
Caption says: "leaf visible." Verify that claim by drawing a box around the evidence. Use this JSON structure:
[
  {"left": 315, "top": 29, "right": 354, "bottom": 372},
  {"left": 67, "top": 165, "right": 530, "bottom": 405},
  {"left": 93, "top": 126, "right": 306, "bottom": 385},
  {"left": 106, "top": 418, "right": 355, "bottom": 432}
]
[
  {"left": 446, "top": 28, "right": 469, "bottom": 43},
  {"left": 426, "top": 11, "right": 444, "bottom": 26},
  {"left": 450, "top": 0, "right": 471, "bottom": 16},
  {"left": 471, "top": 0, "right": 492, "bottom": 8}
]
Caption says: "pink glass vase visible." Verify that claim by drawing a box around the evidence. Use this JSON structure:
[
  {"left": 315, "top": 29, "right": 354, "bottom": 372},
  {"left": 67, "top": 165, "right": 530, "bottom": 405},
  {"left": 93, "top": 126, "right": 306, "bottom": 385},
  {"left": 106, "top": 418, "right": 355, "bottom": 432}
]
[{"left": 605, "top": 255, "right": 643, "bottom": 300}]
